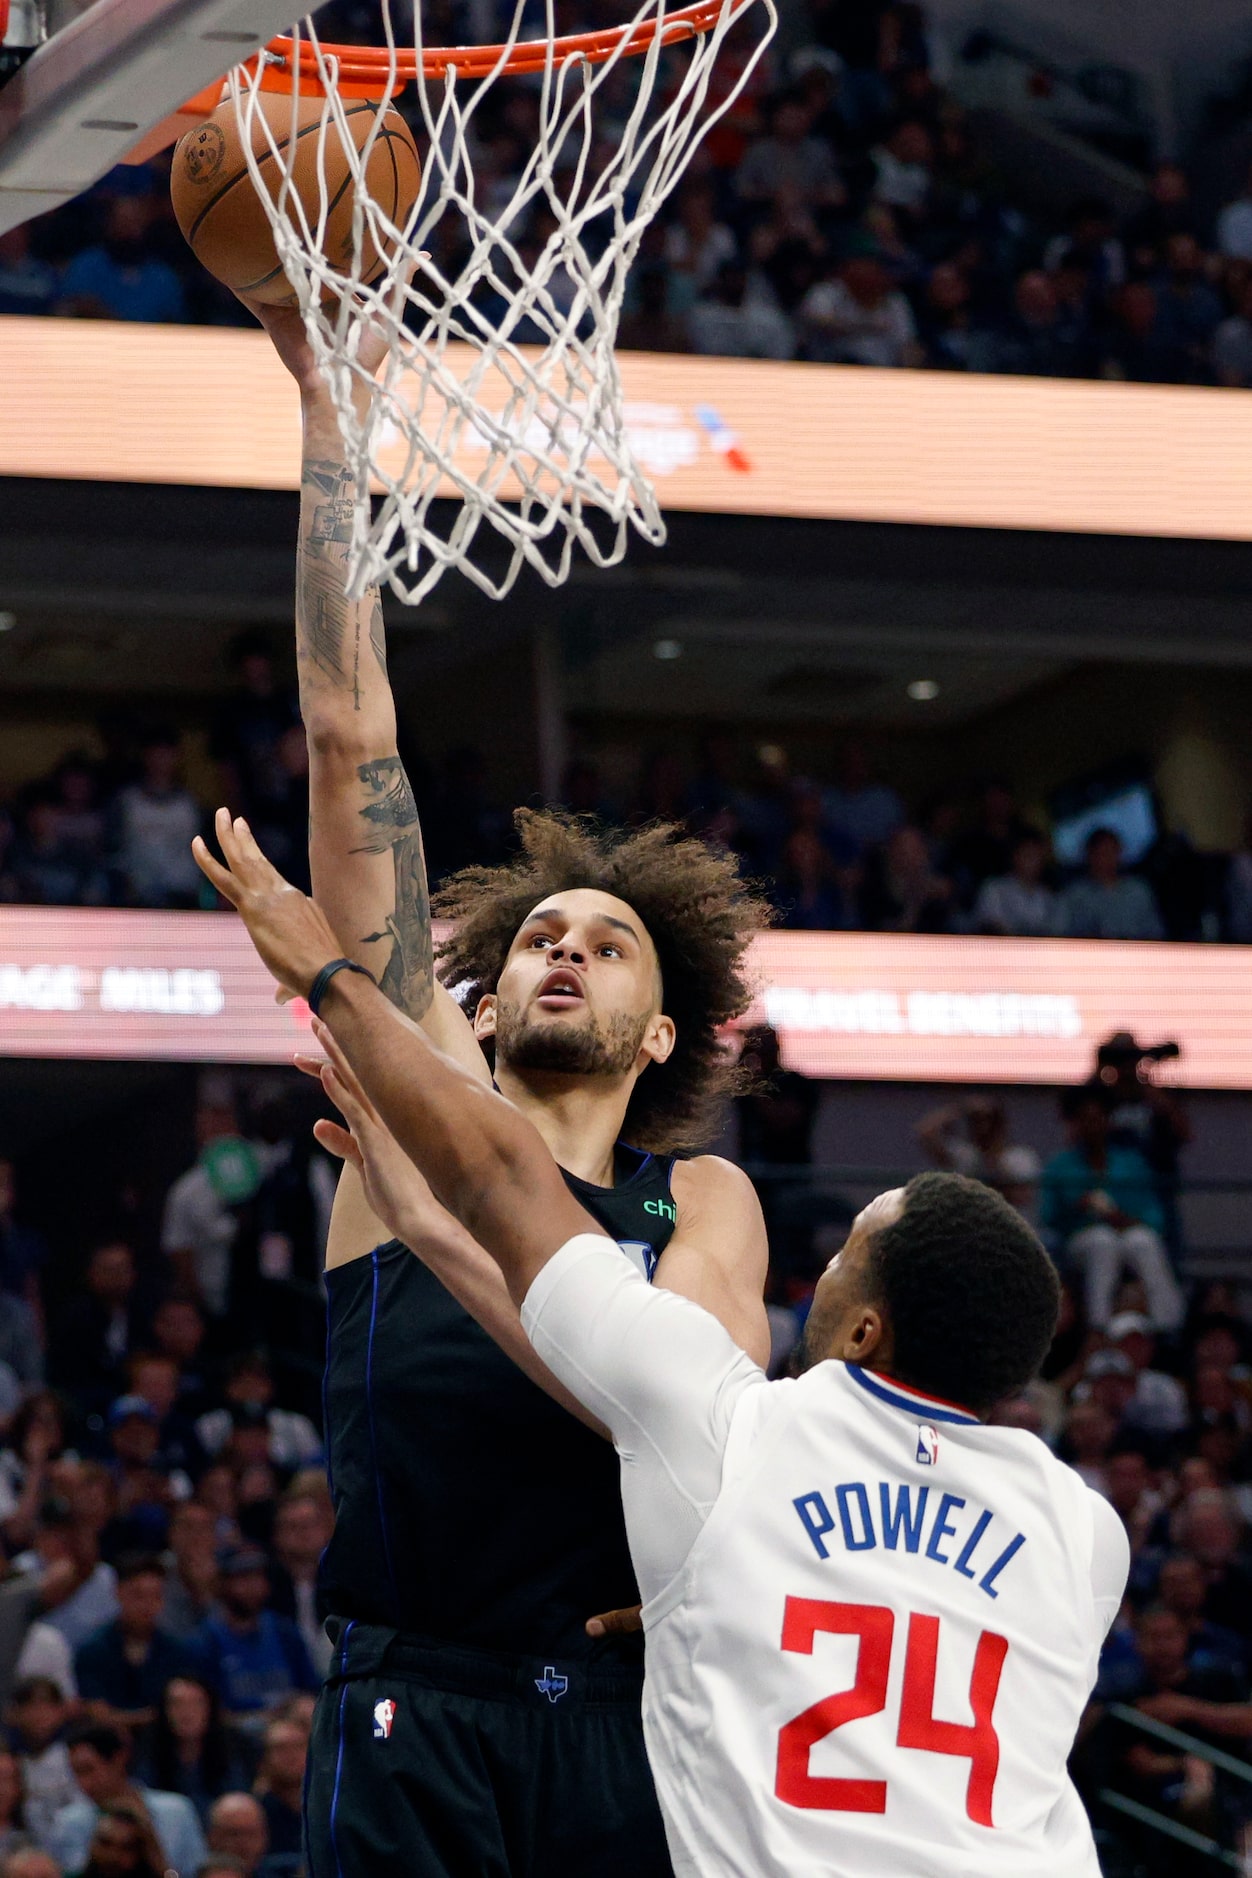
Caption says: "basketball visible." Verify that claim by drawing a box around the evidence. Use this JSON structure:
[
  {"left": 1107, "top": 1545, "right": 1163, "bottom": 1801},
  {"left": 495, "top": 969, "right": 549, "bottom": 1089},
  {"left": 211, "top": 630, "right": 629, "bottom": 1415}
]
[{"left": 170, "top": 94, "right": 421, "bottom": 305}]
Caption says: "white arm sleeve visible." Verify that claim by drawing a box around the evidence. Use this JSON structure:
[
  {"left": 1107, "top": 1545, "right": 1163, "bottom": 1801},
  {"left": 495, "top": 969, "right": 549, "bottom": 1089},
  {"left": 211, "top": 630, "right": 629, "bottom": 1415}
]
[
  {"left": 1088, "top": 1489, "right": 1130, "bottom": 1637},
  {"left": 521, "top": 1233, "right": 768, "bottom": 1605}
]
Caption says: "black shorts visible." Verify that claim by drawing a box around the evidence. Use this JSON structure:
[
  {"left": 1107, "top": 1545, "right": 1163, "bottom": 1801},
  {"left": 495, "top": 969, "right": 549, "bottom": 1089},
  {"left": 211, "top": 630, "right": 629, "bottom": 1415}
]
[{"left": 304, "top": 1620, "right": 674, "bottom": 1878}]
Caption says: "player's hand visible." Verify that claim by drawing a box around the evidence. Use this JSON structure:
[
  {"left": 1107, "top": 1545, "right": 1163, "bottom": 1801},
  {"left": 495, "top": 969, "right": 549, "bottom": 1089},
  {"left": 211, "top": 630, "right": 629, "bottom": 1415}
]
[
  {"left": 238, "top": 255, "right": 424, "bottom": 400},
  {"left": 306, "top": 1018, "right": 454, "bottom": 1248},
  {"left": 192, "top": 808, "right": 340, "bottom": 1001},
  {"left": 585, "top": 1604, "right": 643, "bottom": 1640}
]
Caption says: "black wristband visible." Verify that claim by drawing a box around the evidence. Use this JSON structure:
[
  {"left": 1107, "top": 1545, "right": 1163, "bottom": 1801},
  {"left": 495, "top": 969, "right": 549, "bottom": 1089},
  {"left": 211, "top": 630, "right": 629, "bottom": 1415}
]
[{"left": 307, "top": 957, "right": 375, "bottom": 1018}]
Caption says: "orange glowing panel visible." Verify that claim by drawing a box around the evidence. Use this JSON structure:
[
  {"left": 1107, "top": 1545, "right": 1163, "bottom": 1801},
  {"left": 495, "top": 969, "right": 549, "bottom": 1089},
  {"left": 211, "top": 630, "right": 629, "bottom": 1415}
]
[{"left": 0, "top": 908, "right": 1243, "bottom": 1086}]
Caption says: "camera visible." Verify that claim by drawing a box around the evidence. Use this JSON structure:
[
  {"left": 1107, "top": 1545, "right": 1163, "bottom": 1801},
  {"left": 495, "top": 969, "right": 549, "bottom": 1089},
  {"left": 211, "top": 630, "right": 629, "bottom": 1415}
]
[{"left": 1096, "top": 1034, "right": 1181, "bottom": 1079}]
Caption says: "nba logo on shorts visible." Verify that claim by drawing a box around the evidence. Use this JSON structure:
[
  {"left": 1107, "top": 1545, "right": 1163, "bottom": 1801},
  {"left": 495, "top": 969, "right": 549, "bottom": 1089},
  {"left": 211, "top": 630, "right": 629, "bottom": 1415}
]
[
  {"left": 915, "top": 1424, "right": 940, "bottom": 1466},
  {"left": 373, "top": 1698, "right": 396, "bottom": 1740}
]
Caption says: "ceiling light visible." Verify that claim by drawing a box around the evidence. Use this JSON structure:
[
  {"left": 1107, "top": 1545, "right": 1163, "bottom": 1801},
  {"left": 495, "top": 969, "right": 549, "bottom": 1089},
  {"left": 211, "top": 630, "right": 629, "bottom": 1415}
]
[
  {"left": 0, "top": 612, "right": 15, "bottom": 633},
  {"left": 652, "top": 638, "right": 683, "bottom": 661},
  {"left": 907, "top": 678, "right": 940, "bottom": 701}
]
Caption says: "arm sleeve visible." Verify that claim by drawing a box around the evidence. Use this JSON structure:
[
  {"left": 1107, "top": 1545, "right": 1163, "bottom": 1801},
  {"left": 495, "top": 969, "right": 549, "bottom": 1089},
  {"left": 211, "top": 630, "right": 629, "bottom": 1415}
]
[
  {"left": 1088, "top": 1490, "right": 1130, "bottom": 1639},
  {"left": 521, "top": 1234, "right": 769, "bottom": 1605}
]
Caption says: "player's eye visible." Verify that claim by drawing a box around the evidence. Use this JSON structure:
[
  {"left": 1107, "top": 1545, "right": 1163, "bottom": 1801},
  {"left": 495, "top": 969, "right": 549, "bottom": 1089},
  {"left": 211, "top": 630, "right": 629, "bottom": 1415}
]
[
  {"left": 599, "top": 944, "right": 623, "bottom": 958},
  {"left": 530, "top": 934, "right": 553, "bottom": 948}
]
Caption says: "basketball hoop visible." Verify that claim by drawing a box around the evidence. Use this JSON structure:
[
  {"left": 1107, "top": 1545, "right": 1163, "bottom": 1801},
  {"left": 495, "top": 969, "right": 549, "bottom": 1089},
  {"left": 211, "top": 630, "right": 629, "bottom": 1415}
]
[{"left": 227, "top": 0, "right": 775, "bottom": 602}]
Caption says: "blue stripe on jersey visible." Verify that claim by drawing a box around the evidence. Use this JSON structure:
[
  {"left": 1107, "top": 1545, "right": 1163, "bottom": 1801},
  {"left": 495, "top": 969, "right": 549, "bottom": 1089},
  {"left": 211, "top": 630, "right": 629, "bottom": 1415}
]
[
  {"left": 328, "top": 1619, "right": 356, "bottom": 1878},
  {"left": 367, "top": 1249, "right": 399, "bottom": 1610},
  {"left": 848, "top": 1363, "right": 979, "bottom": 1425}
]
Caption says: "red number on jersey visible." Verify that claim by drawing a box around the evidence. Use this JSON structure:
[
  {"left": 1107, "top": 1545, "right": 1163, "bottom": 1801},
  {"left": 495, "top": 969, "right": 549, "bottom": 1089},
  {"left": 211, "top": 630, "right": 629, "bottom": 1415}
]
[
  {"left": 897, "top": 1612, "right": 1008, "bottom": 1827},
  {"left": 775, "top": 1598, "right": 1009, "bottom": 1827},
  {"left": 776, "top": 1600, "right": 894, "bottom": 1812}
]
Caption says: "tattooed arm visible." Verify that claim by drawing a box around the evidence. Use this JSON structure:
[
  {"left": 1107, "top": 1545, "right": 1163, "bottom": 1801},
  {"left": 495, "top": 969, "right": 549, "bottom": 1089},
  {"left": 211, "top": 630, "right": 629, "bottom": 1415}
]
[{"left": 252, "top": 300, "right": 490, "bottom": 1261}]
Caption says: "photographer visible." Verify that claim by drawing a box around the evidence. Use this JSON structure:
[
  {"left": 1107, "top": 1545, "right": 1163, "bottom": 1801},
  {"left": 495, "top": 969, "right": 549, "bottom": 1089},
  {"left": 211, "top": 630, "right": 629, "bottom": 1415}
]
[{"left": 1090, "top": 1031, "right": 1191, "bottom": 1256}]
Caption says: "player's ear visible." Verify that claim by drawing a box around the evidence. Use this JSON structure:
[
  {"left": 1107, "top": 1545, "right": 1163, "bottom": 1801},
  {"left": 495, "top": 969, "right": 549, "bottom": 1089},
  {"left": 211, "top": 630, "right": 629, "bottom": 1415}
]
[
  {"left": 639, "top": 1012, "right": 676, "bottom": 1067},
  {"left": 840, "top": 1308, "right": 886, "bottom": 1365},
  {"left": 473, "top": 994, "right": 497, "bottom": 1041}
]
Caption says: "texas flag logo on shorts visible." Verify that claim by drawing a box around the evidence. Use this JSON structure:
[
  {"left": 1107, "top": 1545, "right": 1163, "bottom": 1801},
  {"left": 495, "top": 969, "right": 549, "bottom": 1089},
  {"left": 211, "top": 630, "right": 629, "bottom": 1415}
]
[
  {"left": 373, "top": 1698, "right": 397, "bottom": 1741},
  {"left": 915, "top": 1423, "right": 940, "bottom": 1466}
]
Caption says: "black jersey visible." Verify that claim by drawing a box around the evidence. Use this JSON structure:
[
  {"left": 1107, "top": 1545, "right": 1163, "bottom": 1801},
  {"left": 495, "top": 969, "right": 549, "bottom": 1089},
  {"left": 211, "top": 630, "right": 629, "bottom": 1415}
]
[{"left": 318, "top": 1146, "right": 678, "bottom": 1664}]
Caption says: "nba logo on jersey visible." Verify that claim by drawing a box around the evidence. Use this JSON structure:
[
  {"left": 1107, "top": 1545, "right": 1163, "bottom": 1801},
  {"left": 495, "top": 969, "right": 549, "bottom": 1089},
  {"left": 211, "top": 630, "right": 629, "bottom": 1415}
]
[
  {"left": 915, "top": 1423, "right": 940, "bottom": 1465},
  {"left": 372, "top": 1698, "right": 396, "bottom": 1740}
]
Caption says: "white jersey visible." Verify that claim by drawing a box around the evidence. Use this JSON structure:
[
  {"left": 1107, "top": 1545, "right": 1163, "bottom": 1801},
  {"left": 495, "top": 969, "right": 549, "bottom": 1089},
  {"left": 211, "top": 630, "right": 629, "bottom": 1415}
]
[{"left": 522, "top": 1235, "right": 1129, "bottom": 1878}]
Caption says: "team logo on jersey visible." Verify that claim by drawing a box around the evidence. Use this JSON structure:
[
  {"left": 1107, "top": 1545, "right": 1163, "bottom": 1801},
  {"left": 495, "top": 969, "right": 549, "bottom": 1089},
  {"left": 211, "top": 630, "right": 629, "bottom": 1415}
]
[
  {"left": 915, "top": 1423, "right": 940, "bottom": 1466},
  {"left": 372, "top": 1698, "right": 396, "bottom": 1740},
  {"left": 534, "top": 1666, "right": 569, "bottom": 1704}
]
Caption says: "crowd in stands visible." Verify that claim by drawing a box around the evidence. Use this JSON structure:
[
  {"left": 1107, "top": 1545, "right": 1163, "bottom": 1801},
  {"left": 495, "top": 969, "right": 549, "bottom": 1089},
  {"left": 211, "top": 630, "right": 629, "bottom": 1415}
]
[
  {"left": 0, "top": 1071, "right": 337, "bottom": 1878},
  {"left": 2, "top": 635, "right": 1248, "bottom": 944},
  {"left": 9, "top": 0, "right": 1252, "bottom": 392}
]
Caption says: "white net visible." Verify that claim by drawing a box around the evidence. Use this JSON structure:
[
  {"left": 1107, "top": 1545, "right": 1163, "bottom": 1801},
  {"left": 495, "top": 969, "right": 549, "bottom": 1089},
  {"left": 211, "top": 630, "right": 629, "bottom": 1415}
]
[{"left": 231, "top": 0, "right": 775, "bottom": 602}]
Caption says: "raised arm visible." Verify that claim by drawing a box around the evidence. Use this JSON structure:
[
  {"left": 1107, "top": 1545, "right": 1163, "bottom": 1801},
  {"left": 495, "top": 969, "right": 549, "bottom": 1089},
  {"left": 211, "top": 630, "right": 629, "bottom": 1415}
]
[{"left": 246, "top": 301, "right": 488, "bottom": 1257}]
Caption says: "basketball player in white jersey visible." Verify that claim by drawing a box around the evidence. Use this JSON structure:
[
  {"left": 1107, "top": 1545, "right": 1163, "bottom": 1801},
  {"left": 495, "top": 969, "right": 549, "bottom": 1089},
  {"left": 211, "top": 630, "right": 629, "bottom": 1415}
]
[{"left": 193, "top": 815, "right": 1130, "bottom": 1878}]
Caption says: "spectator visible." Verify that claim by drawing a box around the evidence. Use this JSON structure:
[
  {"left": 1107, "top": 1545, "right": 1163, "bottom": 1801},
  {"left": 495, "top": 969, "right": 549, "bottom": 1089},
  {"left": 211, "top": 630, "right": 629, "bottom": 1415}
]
[
  {"left": 1174, "top": 1492, "right": 1252, "bottom": 1645},
  {"left": 1038, "top": 1090, "right": 1183, "bottom": 1334},
  {"left": 663, "top": 182, "right": 737, "bottom": 299},
  {"left": 10, "top": 1677, "right": 76, "bottom": 1854},
  {"left": 267, "top": 1490, "right": 333, "bottom": 1678},
  {"left": 1055, "top": 829, "right": 1165, "bottom": 941},
  {"left": 1100, "top": 280, "right": 1176, "bottom": 385},
  {"left": 6, "top": 792, "right": 108, "bottom": 908},
  {"left": 189, "top": 1548, "right": 317, "bottom": 1731},
  {"left": 775, "top": 826, "right": 859, "bottom": 930},
  {"left": 1106, "top": 1313, "right": 1189, "bottom": 1440},
  {"left": 49, "top": 1721, "right": 206, "bottom": 1878},
  {"left": 148, "top": 1299, "right": 211, "bottom": 1421},
  {"left": 205, "top": 1792, "right": 280, "bottom": 1878},
  {"left": 27, "top": 1503, "right": 119, "bottom": 1657},
  {"left": 0, "top": 227, "right": 58, "bottom": 318},
  {"left": 195, "top": 1359, "right": 320, "bottom": 1475},
  {"left": 75, "top": 1553, "right": 195, "bottom": 1733},
  {"left": 1125, "top": 163, "right": 1196, "bottom": 270},
  {"left": 916, "top": 260, "right": 996, "bottom": 372},
  {"left": 916, "top": 1096, "right": 1040, "bottom": 1213},
  {"left": 76, "top": 1800, "right": 169, "bottom": 1878},
  {"left": 1152, "top": 233, "right": 1223, "bottom": 383},
  {"left": 870, "top": 119, "right": 933, "bottom": 226},
  {"left": 734, "top": 91, "right": 843, "bottom": 212},
  {"left": 111, "top": 729, "right": 203, "bottom": 910},
  {"left": 134, "top": 1676, "right": 255, "bottom": 1824},
  {"left": 1216, "top": 163, "right": 1252, "bottom": 262},
  {"left": 949, "top": 780, "right": 1028, "bottom": 900},
  {"left": 0, "top": 1395, "right": 64, "bottom": 1556},
  {"left": 1155, "top": 1553, "right": 1247, "bottom": 1685},
  {"left": 819, "top": 742, "right": 904, "bottom": 856},
  {"left": 49, "top": 1241, "right": 139, "bottom": 1416},
  {"left": 859, "top": 824, "right": 954, "bottom": 932},
  {"left": 1043, "top": 197, "right": 1125, "bottom": 293},
  {"left": 972, "top": 829, "right": 1057, "bottom": 936},
  {"left": 1061, "top": 1398, "right": 1117, "bottom": 1496},
  {"left": 688, "top": 260, "right": 795, "bottom": 360},
  {"left": 252, "top": 1718, "right": 305, "bottom": 1866},
  {"left": 103, "top": 1400, "right": 185, "bottom": 1555},
  {"left": 58, "top": 199, "right": 186, "bottom": 324},
  {"left": 160, "top": 1503, "right": 219, "bottom": 1643},
  {"left": 126, "top": 1353, "right": 204, "bottom": 1483},
  {"left": 797, "top": 254, "right": 920, "bottom": 367},
  {"left": 161, "top": 1094, "right": 264, "bottom": 1322}
]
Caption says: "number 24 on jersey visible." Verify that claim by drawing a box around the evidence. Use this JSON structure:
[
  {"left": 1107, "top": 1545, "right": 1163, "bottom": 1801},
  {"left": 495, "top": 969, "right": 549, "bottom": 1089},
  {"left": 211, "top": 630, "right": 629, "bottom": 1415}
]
[{"left": 776, "top": 1597, "right": 1009, "bottom": 1827}]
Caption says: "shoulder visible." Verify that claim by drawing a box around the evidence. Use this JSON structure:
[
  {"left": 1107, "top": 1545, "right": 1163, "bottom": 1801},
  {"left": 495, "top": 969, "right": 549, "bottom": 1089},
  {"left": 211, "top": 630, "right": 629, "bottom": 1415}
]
[{"left": 670, "top": 1154, "right": 764, "bottom": 1219}]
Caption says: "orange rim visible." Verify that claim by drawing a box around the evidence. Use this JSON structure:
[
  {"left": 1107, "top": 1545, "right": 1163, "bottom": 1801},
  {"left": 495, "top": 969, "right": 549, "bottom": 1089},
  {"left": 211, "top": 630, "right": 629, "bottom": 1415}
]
[{"left": 257, "top": 0, "right": 733, "bottom": 93}]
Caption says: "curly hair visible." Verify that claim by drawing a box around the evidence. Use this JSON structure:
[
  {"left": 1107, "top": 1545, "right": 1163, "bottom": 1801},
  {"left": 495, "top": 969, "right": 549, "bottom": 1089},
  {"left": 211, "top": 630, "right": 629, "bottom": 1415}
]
[
  {"left": 867, "top": 1171, "right": 1060, "bottom": 1414},
  {"left": 432, "top": 809, "right": 770, "bottom": 1153}
]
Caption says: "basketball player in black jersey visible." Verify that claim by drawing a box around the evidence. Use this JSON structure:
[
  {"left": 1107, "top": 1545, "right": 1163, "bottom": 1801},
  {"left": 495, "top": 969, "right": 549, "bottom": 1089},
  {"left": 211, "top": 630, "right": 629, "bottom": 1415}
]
[{"left": 240, "top": 301, "right": 772, "bottom": 1877}]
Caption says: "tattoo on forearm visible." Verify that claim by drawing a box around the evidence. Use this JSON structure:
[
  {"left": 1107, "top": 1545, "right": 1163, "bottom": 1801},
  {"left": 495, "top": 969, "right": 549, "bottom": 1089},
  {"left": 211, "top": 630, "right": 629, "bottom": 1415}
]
[
  {"left": 296, "top": 459, "right": 376, "bottom": 710},
  {"left": 352, "top": 756, "right": 434, "bottom": 1020}
]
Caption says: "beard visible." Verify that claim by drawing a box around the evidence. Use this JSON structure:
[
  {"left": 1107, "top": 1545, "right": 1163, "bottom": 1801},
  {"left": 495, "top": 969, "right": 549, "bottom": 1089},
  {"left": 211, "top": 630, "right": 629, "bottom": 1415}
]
[{"left": 494, "top": 996, "right": 650, "bottom": 1079}]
